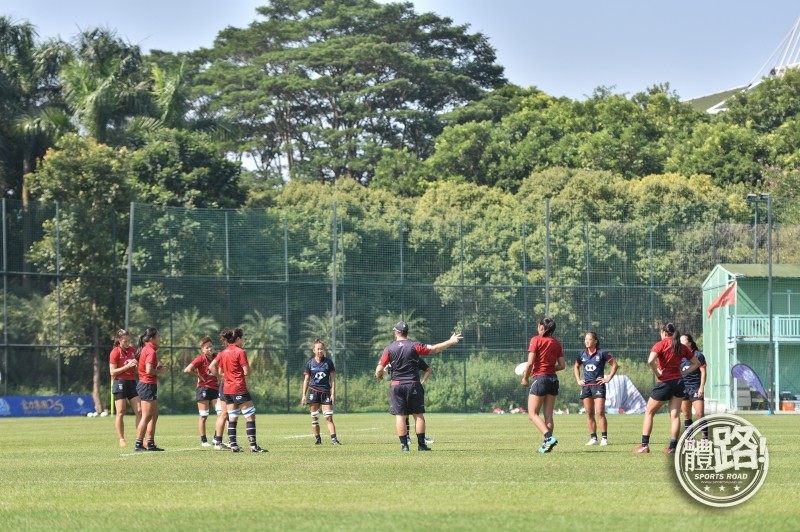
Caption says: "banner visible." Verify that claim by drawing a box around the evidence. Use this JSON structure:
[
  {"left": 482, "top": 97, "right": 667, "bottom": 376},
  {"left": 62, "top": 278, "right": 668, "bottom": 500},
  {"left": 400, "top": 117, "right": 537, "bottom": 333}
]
[
  {"left": 731, "top": 363, "right": 771, "bottom": 412},
  {"left": 0, "top": 395, "right": 95, "bottom": 417}
]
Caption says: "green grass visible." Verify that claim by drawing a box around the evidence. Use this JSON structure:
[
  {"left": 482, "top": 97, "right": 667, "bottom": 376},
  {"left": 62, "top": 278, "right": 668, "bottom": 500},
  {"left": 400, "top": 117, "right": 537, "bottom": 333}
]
[{"left": 0, "top": 413, "right": 797, "bottom": 531}]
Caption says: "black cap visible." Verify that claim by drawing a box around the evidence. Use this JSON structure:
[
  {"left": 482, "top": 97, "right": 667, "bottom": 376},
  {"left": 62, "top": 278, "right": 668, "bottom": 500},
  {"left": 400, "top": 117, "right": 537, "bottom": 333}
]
[{"left": 393, "top": 321, "right": 409, "bottom": 334}]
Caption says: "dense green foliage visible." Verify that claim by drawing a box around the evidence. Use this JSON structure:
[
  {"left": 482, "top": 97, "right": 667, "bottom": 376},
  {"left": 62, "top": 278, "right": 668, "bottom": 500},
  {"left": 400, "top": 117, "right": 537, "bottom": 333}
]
[{"left": 3, "top": 2, "right": 800, "bottom": 408}]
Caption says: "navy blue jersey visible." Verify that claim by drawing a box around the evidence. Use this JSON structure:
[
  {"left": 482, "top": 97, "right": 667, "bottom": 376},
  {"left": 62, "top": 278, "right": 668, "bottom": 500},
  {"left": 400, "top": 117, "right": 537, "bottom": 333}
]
[
  {"left": 379, "top": 338, "right": 433, "bottom": 384},
  {"left": 304, "top": 356, "right": 336, "bottom": 393},
  {"left": 575, "top": 348, "right": 615, "bottom": 384},
  {"left": 681, "top": 351, "right": 706, "bottom": 387}
]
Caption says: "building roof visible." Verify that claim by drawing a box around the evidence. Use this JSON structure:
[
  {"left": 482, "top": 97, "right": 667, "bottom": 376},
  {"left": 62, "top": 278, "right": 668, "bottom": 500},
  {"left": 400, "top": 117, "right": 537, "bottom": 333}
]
[{"left": 717, "top": 264, "right": 800, "bottom": 278}]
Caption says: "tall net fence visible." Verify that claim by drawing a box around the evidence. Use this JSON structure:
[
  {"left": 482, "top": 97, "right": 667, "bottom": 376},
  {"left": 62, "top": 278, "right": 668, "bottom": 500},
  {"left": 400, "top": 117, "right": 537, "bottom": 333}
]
[{"left": 2, "top": 198, "right": 798, "bottom": 413}]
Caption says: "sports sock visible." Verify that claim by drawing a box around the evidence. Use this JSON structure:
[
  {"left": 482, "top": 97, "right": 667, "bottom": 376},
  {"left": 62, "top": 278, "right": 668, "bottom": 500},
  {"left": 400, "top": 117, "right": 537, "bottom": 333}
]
[
  {"left": 669, "top": 439, "right": 678, "bottom": 450},
  {"left": 642, "top": 435, "right": 650, "bottom": 446},
  {"left": 590, "top": 433, "right": 597, "bottom": 440},
  {"left": 331, "top": 433, "right": 337, "bottom": 441},
  {"left": 601, "top": 432, "right": 607, "bottom": 439},
  {"left": 135, "top": 439, "right": 143, "bottom": 449},
  {"left": 417, "top": 433, "right": 426, "bottom": 446},
  {"left": 544, "top": 431, "right": 552, "bottom": 440},
  {"left": 228, "top": 420, "right": 238, "bottom": 444},
  {"left": 246, "top": 420, "right": 256, "bottom": 444},
  {"left": 201, "top": 435, "right": 208, "bottom": 443},
  {"left": 399, "top": 435, "right": 408, "bottom": 445}
]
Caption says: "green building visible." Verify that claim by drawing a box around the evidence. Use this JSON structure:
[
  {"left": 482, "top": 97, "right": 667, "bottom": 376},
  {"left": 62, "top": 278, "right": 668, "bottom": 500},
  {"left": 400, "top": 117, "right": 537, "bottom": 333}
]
[{"left": 702, "top": 264, "right": 800, "bottom": 412}]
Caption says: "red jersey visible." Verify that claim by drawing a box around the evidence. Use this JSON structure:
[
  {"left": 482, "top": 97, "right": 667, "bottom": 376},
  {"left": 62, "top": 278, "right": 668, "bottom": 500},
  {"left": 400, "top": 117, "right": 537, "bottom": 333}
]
[
  {"left": 188, "top": 353, "right": 219, "bottom": 390},
  {"left": 138, "top": 342, "right": 159, "bottom": 385},
  {"left": 219, "top": 345, "right": 249, "bottom": 395},
  {"left": 528, "top": 335, "right": 564, "bottom": 376},
  {"left": 651, "top": 338, "right": 694, "bottom": 382},
  {"left": 109, "top": 346, "right": 137, "bottom": 380}
]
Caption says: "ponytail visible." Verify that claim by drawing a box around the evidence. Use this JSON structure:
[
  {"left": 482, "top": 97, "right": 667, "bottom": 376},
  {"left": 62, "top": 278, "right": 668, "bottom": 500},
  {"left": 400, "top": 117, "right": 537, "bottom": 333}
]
[
  {"left": 662, "top": 322, "right": 680, "bottom": 356},
  {"left": 539, "top": 317, "right": 557, "bottom": 337},
  {"left": 135, "top": 327, "right": 159, "bottom": 360}
]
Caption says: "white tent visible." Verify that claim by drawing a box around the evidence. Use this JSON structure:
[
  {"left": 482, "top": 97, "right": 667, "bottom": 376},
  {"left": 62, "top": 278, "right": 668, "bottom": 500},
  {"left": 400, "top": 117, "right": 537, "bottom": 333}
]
[{"left": 604, "top": 375, "right": 646, "bottom": 414}]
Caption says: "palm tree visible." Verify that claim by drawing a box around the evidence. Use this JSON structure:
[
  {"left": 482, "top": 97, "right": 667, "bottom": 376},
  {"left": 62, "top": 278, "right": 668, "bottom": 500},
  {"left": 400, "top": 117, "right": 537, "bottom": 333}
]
[
  {"left": 0, "top": 17, "right": 72, "bottom": 201},
  {"left": 299, "top": 311, "right": 354, "bottom": 360},
  {"left": 164, "top": 308, "right": 219, "bottom": 367},
  {"left": 240, "top": 310, "right": 286, "bottom": 375},
  {"left": 60, "top": 27, "right": 153, "bottom": 145}
]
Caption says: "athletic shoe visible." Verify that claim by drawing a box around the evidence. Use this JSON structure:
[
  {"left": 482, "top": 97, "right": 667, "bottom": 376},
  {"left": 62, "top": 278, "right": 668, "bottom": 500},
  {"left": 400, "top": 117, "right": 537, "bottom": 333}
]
[
  {"left": 585, "top": 438, "right": 598, "bottom": 446},
  {"left": 405, "top": 435, "right": 412, "bottom": 446},
  {"left": 424, "top": 437, "right": 434, "bottom": 444},
  {"left": 314, "top": 437, "right": 322, "bottom": 445},
  {"left": 134, "top": 446, "right": 147, "bottom": 452},
  {"left": 401, "top": 444, "right": 410, "bottom": 452},
  {"left": 201, "top": 441, "right": 212, "bottom": 447},
  {"left": 119, "top": 438, "right": 127, "bottom": 448},
  {"left": 539, "top": 436, "right": 558, "bottom": 453},
  {"left": 331, "top": 438, "right": 341, "bottom": 445},
  {"left": 146, "top": 445, "right": 165, "bottom": 452},
  {"left": 663, "top": 447, "right": 676, "bottom": 454},
  {"left": 632, "top": 444, "right": 650, "bottom": 454},
  {"left": 251, "top": 445, "right": 268, "bottom": 453},
  {"left": 600, "top": 438, "right": 608, "bottom": 446},
  {"left": 418, "top": 443, "right": 432, "bottom": 451},
  {"left": 230, "top": 443, "right": 242, "bottom": 453},
  {"left": 214, "top": 442, "right": 229, "bottom": 450}
]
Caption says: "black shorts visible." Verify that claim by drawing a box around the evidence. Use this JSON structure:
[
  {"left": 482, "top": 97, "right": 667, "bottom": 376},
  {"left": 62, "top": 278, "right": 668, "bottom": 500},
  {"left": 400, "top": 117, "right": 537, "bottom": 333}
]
[
  {"left": 650, "top": 378, "right": 685, "bottom": 402},
  {"left": 529, "top": 374, "right": 559, "bottom": 397},
  {"left": 306, "top": 389, "right": 333, "bottom": 406},
  {"left": 389, "top": 382, "right": 425, "bottom": 415},
  {"left": 683, "top": 385, "right": 702, "bottom": 401},
  {"left": 113, "top": 379, "right": 138, "bottom": 400},
  {"left": 136, "top": 382, "right": 158, "bottom": 402},
  {"left": 196, "top": 387, "right": 220, "bottom": 402},
  {"left": 579, "top": 383, "right": 607, "bottom": 400},
  {"left": 223, "top": 391, "right": 252, "bottom": 406}
]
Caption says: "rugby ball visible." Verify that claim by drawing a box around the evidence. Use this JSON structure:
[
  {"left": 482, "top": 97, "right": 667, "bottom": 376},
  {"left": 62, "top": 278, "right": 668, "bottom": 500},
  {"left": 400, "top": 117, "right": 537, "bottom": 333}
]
[{"left": 514, "top": 362, "right": 528, "bottom": 376}]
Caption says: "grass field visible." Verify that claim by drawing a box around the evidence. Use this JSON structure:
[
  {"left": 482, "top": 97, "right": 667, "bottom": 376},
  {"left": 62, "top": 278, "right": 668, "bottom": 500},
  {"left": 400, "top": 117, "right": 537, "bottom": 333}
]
[{"left": 0, "top": 412, "right": 797, "bottom": 531}]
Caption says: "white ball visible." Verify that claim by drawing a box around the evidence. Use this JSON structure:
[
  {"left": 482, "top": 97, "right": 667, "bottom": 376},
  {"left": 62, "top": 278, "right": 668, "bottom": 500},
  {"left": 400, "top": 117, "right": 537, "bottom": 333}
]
[
  {"left": 87, "top": 412, "right": 94, "bottom": 417},
  {"left": 99, "top": 411, "right": 109, "bottom": 417}
]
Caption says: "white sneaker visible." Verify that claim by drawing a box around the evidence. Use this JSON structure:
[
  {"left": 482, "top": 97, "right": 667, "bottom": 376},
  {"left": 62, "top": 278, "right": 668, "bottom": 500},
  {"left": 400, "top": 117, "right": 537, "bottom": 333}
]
[
  {"left": 201, "top": 441, "right": 212, "bottom": 447},
  {"left": 585, "top": 438, "right": 599, "bottom": 446},
  {"left": 600, "top": 438, "right": 608, "bottom": 446},
  {"left": 424, "top": 437, "right": 435, "bottom": 444}
]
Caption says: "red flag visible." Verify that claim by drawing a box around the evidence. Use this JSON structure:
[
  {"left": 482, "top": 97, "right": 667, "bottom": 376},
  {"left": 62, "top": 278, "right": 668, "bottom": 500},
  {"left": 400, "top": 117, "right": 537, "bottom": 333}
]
[{"left": 707, "top": 281, "right": 737, "bottom": 318}]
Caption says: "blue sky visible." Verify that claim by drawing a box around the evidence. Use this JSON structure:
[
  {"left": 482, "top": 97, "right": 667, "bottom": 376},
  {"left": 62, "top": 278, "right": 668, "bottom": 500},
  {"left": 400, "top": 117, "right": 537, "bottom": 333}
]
[{"left": 3, "top": 0, "right": 799, "bottom": 100}]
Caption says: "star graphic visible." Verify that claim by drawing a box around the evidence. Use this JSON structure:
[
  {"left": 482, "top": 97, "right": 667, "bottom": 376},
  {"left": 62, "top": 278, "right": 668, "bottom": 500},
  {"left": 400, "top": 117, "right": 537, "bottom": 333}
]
[
  {"left": 704, "top": 486, "right": 711, "bottom": 492},
  {"left": 734, "top": 485, "right": 741, "bottom": 492},
  {"left": 719, "top": 486, "right": 726, "bottom": 492}
]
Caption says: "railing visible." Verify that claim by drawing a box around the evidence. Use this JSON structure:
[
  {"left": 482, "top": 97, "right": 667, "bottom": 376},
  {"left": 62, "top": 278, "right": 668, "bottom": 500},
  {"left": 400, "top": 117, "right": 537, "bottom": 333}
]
[{"left": 730, "top": 315, "right": 800, "bottom": 341}]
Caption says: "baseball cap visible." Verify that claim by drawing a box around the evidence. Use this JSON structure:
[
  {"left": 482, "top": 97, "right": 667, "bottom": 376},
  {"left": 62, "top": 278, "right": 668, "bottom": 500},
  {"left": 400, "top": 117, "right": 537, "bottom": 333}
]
[{"left": 393, "top": 321, "right": 409, "bottom": 334}]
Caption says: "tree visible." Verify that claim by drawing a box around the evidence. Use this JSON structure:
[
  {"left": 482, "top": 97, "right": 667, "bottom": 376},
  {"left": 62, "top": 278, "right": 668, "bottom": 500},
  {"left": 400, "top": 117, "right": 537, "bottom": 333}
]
[
  {"left": 129, "top": 128, "right": 244, "bottom": 208},
  {"left": 194, "top": 0, "right": 506, "bottom": 184},
  {"left": 241, "top": 310, "right": 287, "bottom": 374},
  {"left": 0, "top": 17, "right": 72, "bottom": 201},
  {"left": 26, "top": 134, "right": 133, "bottom": 412},
  {"left": 60, "top": 27, "right": 153, "bottom": 145}
]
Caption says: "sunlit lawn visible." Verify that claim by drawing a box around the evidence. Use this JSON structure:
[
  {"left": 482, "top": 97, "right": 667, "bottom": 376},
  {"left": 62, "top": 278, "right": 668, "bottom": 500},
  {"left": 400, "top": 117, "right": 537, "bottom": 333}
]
[{"left": 0, "top": 412, "right": 797, "bottom": 531}]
